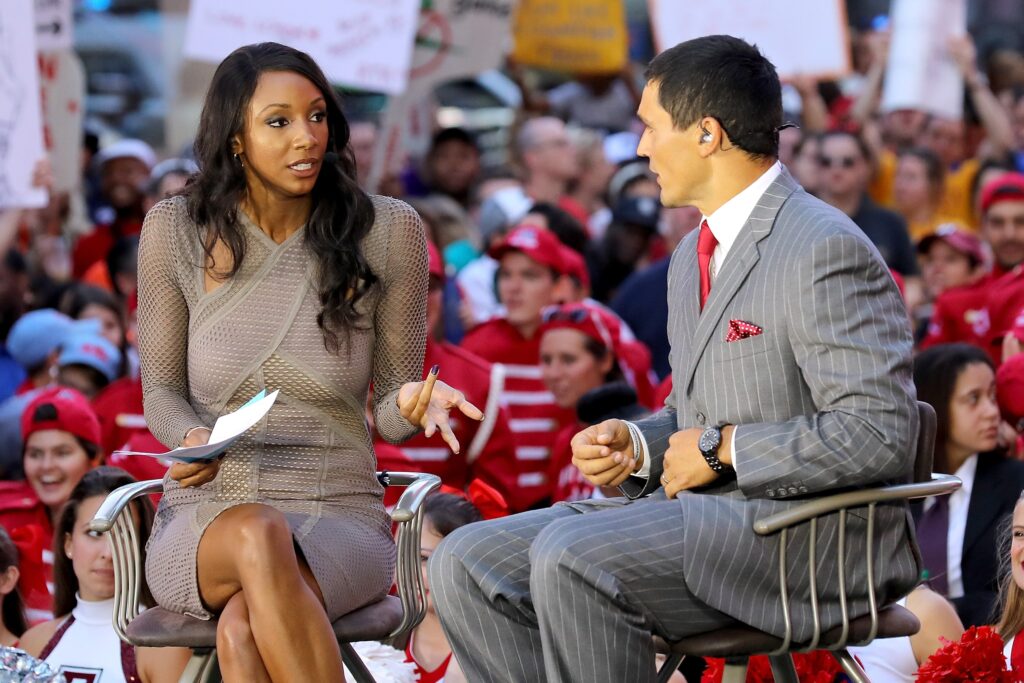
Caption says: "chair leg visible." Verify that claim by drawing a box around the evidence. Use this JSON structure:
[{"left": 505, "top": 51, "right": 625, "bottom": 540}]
[
  {"left": 722, "top": 659, "right": 749, "bottom": 683},
  {"left": 834, "top": 649, "right": 871, "bottom": 683},
  {"left": 767, "top": 654, "right": 799, "bottom": 683},
  {"left": 340, "top": 642, "right": 377, "bottom": 683},
  {"left": 656, "top": 653, "right": 685, "bottom": 683},
  {"left": 178, "top": 649, "right": 220, "bottom": 683}
]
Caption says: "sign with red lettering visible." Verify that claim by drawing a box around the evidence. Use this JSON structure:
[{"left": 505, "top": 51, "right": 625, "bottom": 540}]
[
  {"left": 38, "top": 49, "right": 84, "bottom": 193},
  {"left": 183, "top": 0, "right": 420, "bottom": 95}
]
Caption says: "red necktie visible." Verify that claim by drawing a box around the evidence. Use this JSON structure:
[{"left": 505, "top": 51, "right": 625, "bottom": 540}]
[{"left": 697, "top": 220, "right": 718, "bottom": 310}]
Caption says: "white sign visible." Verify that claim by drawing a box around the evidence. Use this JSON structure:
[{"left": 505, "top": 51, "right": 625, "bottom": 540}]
[
  {"left": 648, "top": 0, "right": 851, "bottom": 79},
  {"left": 881, "top": 0, "right": 966, "bottom": 119},
  {"left": 0, "top": 0, "right": 48, "bottom": 209},
  {"left": 34, "top": 0, "right": 72, "bottom": 52},
  {"left": 183, "top": 0, "right": 420, "bottom": 95},
  {"left": 370, "top": 0, "right": 517, "bottom": 190},
  {"left": 39, "top": 50, "right": 85, "bottom": 193}
]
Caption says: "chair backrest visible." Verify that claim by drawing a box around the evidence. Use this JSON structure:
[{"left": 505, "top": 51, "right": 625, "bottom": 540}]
[{"left": 913, "top": 401, "right": 937, "bottom": 484}]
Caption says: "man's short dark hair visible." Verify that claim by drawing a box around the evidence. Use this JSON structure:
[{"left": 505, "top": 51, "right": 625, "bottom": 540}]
[{"left": 644, "top": 35, "right": 783, "bottom": 159}]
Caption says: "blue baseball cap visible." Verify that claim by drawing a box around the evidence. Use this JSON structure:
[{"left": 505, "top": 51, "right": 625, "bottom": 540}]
[
  {"left": 58, "top": 333, "right": 121, "bottom": 383},
  {"left": 7, "top": 310, "right": 76, "bottom": 370}
]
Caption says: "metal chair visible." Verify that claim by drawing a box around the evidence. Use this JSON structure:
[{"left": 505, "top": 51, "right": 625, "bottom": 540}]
[
  {"left": 89, "top": 471, "right": 441, "bottom": 683},
  {"left": 655, "top": 401, "right": 962, "bottom": 683}
]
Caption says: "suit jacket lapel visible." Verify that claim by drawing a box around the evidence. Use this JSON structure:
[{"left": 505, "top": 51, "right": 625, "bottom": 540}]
[
  {"left": 963, "top": 454, "right": 998, "bottom": 556},
  {"left": 681, "top": 170, "right": 799, "bottom": 395}
]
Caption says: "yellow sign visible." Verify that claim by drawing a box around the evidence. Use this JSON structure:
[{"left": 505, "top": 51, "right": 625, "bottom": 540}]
[{"left": 512, "top": 0, "right": 627, "bottom": 74}]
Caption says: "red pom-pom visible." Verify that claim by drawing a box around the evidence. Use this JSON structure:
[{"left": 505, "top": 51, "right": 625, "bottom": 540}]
[
  {"left": 916, "top": 625, "right": 1023, "bottom": 682},
  {"left": 701, "top": 651, "right": 842, "bottom": 683}
]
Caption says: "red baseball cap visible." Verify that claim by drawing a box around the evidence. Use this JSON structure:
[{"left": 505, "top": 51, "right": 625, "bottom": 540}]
[
  {"left": 917, "top": 224, "right": 986, "bottom": 266},
  {"left": 559, "top": 245, "right": 589, "bottom": 289},
  {"left": 427, "top": 240, "right": 444, "bottom": 281},
  {"left": 997, "top": 355, "right": 1024, "bottom": 427},
  {"left": 541, "top": 303, "right": 619, "bottom": 352},
  {"left": 488, "top": 226, "right": 566, "bottom": 275},
  {"left": 21, "top": 387, "right": 102, "bottom": 448},
  {"left": 980, "top": 172, "right": 1024, "bottom": 215}
]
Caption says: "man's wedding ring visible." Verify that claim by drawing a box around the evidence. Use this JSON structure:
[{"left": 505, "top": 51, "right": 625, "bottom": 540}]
[{"left": 660, "top": 474, "right": 669, "bottom": 485}]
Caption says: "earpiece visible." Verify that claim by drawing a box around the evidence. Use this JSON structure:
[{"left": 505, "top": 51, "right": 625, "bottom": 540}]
[{"left": 700, "top": 128, "right": 712, "bottom": 144}]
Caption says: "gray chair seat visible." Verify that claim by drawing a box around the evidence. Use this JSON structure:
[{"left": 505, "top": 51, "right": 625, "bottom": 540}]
[
  {"left": 127, "top": 596, "right": 404, "bottom": 649},
  {"left": 658, "top": 605, "right": 920, "bottom": 659}
]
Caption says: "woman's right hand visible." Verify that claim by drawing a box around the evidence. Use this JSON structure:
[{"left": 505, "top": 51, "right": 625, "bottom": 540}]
[{"left": 170, "top": 427, "right": 221, "bottom": 488}]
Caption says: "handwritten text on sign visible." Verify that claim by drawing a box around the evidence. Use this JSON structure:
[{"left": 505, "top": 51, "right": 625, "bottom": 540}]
[{"left": 183, "top": 0, "right": 419, "bottom": 95}]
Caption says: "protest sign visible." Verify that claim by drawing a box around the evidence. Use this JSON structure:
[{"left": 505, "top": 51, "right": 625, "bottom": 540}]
[
  {"left": 512, "top": 0, "right": 627, "bottom": 74},
  {"left": 648, "top": 0, "right": 851, "bottom": 80},
  {"left": 369, "top": 0, "right": 516, "bottom": 190},
  {"left": 0, "top": 0, "right": 48, "bottom": 209},
  {"left": 183, "top": 0, "right": 420, "bottom": 95},
  {"left": 880, "top": 0, "right": 967, "bottom": 119},
  {"left": 39, "top": 50, "right": 84, "bottom": 193},
  {"left": 35, "top": 0, "right": 73, "bottom": 52}
]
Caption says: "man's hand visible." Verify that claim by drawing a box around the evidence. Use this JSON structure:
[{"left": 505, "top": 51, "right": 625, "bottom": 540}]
[
  {"left": 661, "top": 426, "right": 735, "bottom": 499},
  {"left": 571, "top": 419, "right": 636, "bottom": 488}
]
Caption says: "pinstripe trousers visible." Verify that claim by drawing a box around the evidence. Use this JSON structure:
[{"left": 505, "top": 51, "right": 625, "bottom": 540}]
[{"left": 428, "top": 494, "right": 735, "bottom": 683}]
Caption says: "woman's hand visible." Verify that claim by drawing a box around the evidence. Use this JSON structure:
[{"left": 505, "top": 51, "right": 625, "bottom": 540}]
[
  {"left": 397, "top": 366, "right": 483, "bottom": 454},
  {"left": 169, "top": 427, "right": 221, "bottom": 488}
]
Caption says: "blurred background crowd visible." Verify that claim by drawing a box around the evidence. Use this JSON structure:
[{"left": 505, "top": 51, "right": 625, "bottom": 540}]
[{"left": 4, "top": 0, "right": 1024, "bottom": 680}]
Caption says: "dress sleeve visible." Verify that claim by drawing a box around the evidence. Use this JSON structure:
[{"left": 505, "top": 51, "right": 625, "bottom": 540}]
[
  {"left": 371, "top": 199, "right": 429, "bottom": 443},
  {"left": 137, "top": 199, "right": 205, "bottom": 449}
]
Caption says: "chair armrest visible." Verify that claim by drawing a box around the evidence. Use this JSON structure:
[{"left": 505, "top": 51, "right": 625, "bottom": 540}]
[
  {"left": 753, "top": 474, "right": 961, "bottom": 535},
  {"left": 89, "top": 480, "right": 164, "bottom": 533},
  {"left": 89, "top": 478, "right": 165, "bottom": 644},
  {"left": 380, "top": 471, "right": 441, "bottom": 639},
  {"left": 385, "top": 471, "right": 443, "bottom": 523}
]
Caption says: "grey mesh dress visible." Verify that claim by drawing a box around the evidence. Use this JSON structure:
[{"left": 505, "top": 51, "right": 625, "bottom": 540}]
[{"left": 136, "top": 194, "right": 427, "bottom": 621}]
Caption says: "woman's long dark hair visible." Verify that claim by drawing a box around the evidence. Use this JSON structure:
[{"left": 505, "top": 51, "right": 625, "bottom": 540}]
[
  {"left": 0, "top": 527, "right": 27, "bottom": 637},
  {"left": 913, "top": 343, "right": 996, "bottom": 473},
  {"left": 53, "top": 467, "right": 154, "bottom": 617},
  {"left": 186, "top": 42, "right": 377, "bottom": 353}
]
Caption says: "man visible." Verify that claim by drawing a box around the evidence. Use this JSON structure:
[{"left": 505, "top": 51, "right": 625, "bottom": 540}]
[
  {"left": 375, "top": 241, "right": 516, "bottom": 503},
  {"left": 818, "top": 131, "right": 918, "bottom": 278},
  {"left": 430, "top": 35, "right": 919, "bottom": 683},
  {"left": 424, "top": 127, "right": 482, "bottom": 208},
  {"left": 921, "top": 174, "right": 1024, "bottom": 353},
  {"left": 459, "top": 225, "right": 576, "bottom": 511},
  {"left": 72, "top": 139, "right": 155, "bottom": 278},
  {"left": 515, "top": 117, "right": 587, "bottom": 224}
]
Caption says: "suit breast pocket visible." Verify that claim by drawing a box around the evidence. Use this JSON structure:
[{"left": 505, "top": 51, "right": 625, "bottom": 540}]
[{"left": 713, "top": 334, "right": 775, "bottom": 363}]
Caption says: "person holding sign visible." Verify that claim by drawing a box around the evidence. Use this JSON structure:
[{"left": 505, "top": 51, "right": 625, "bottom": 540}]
[
  {"left": 136, "top": 43, "right": 482, "bottom": 681},
  {"left": 429, "top": 35, "right": 919, "bottom": 682}
]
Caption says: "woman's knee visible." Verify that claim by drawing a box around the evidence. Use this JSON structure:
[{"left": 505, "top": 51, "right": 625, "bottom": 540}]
[
  {"left": 216, "top": 593, "right": 255, "bottom": 656},
  {"left": 229, "top": 504, "right": 294, "bottom": 561}
]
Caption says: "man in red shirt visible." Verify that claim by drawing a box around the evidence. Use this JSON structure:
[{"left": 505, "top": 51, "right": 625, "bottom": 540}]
[
  {"left": 460, "top": 226, "right": 575, "bottom": 511},
  {"left": 375, "top": 242, "right": 516, "bottom": 504},
  {"left": 922, "top": 174, "right": 1024, "bottom": 353},
  {"left": 72, "top": 139, "right": 155, "bottom": 278}
]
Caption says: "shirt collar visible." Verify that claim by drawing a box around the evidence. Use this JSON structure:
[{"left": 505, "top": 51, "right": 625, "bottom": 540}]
[
  {"left": 702, "top": 162, "right": 783, "bottom": 256},
  {"left": 953, "top": 453, "right": 978, "bottom": 498}
]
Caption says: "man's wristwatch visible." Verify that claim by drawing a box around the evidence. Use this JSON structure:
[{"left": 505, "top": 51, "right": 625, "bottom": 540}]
[{"left": 698, "top": 424, "right": 729, "bottom": 474}]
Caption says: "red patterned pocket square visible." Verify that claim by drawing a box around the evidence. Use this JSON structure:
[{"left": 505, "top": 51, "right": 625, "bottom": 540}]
[{"left": 726, "top": 319, "right": 763, "bottom": 342}]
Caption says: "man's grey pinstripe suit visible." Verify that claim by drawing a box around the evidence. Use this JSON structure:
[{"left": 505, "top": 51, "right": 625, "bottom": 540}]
[{"left": 429, "top": 169, "right": 923, "bottom": 683}]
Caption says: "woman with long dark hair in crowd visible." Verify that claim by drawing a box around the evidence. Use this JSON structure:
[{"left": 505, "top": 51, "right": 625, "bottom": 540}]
[
  {"left": 0, "top": 527, "right": 26, "bottom": 646},
  {"left": 20, "top": 467, "right": 190, "bottom": 681},
  {"left": 913, "top": 343, "right": 1024, "bottom": 627},
  {"left": 136, "top": 42, "right": 480, "bottom": 680}
]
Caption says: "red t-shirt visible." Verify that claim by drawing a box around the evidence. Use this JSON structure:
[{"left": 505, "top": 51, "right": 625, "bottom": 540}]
[
  {"left": 460, "top": 319, "right": 574, "bottom": 511},
  {"left": 72, "top": 218, "right": 143, "bottom": 279},
  {"left": 920, "top": 277, "right": 994, "bottom": 351},
  {"left": 0, "top": 481, "right": 54, "bottom": 623}
]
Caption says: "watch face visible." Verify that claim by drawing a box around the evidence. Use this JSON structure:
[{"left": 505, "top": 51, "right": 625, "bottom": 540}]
[{"left": 700, "top": 427, "right": 721, "bottom": 454}]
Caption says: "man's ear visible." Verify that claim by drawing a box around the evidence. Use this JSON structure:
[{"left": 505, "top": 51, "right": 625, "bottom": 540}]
[{"left": 697, "top": 116, "right": 726, "bottom": 158}]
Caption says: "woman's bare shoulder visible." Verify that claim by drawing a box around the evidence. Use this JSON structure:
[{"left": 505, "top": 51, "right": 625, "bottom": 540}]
[{"left": 18, "top": 617, "right": 63, "bottom": 657}]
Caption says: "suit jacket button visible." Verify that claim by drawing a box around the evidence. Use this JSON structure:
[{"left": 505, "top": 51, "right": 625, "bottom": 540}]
[
  {"left": 798, "top": 486, "right": 808, "bottom": 494},
  {"left": 788, "top": 486, "right": 799, "bottom": 495},
  {"left": 697, "top": 413, "right": 706, "bottom": 425},
  {"left": 767, "top": 489, "right": 775, "bottom": 498}
]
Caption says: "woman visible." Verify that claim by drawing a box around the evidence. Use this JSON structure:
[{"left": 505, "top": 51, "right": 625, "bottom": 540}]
[
  {"left": 997, "top": 492, "right": 1024, "bottom": 668},
  {"left": 539, "top": 303, "right": 646, "bottom": 502},
  {"left": 58, "top": 283, "right": 132, "bottom": 379},
  {"left": 136, "top": 43, "right": 479, "bottom": 681},
  {"left": 913, "top": 343, "right": 1024, "bottom": 627},
  {"left": 20, "top": 467, "right": 190, "bottom": 682},
  {"left": 893, "top": 148, "right": 955, "bottom": 241},
  {"left": 0, "top": 387, "right": 103, "bottom": 622},
  {"left": 0, "top": 527, "right": 26, "bottom": 646}
]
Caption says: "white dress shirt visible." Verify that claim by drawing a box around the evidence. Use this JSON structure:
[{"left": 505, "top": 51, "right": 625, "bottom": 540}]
[
  {"left": 633, "top": 162, "right": 783, "bottom": 481},
  {"left": 922, "top": 454, "right": 977, "bottom": 599}
]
